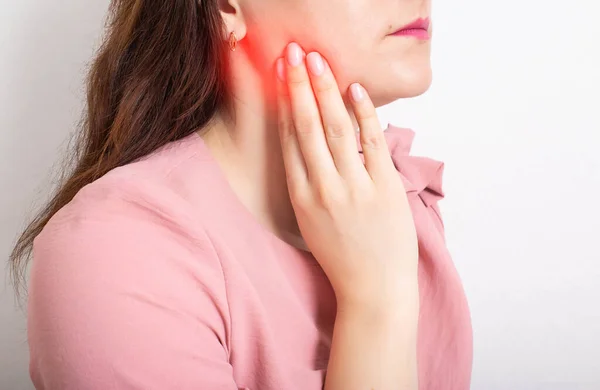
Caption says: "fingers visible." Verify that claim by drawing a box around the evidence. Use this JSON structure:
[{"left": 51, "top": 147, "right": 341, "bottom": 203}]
[
  {"left": 304, "top": 51, "right": 366, "bottom": 181},
  {"left": 275, "top": 41, "right": 392, "bottom": 190},
  {"left": 347, "top": 83, "right": 393, "bottom": 183},
  {"left": 275, "top": 58, "right": 308, "bottom": 192},
  {"left": 282, "top": 42, "right": 338, "bottom": 185}
]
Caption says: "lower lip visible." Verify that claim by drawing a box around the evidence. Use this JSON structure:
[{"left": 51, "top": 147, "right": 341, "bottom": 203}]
[{"left": 391, "top": 28, "right": 430, "bottom": 40}]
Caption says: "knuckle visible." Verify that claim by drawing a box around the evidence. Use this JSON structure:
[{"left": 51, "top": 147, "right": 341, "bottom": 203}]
[
  {"left": 278, "top": 122, "right": 295, "bottom": 141},
  {"left": 280, "top": 131, "right": 296, "bottom": 145},
  {"left": 277, "top": 117, "right": 293, "bottom": 132},
  {"left": 287, "top": 76, "right": 311, "bottom": 88},
  {"left": 361, "top": 131, "right": 385, "bottom": 149},
  {"left": 324, "top": 122, "right": 347, "bottom": 138},
  {"left": 314, "top": 182, "right": 346, "bottom": 209},
  {"left": 315, "top": 80, "right": 337, "bottom": 95},
  {"left": 277, "top": 119, "right": 288, "bottom": 132},
  {"left": 289, "top": 184, "right": 312, "bottom": 207},
  {"left": 294, "top": 115, "right": 320, "bottom": 135}
]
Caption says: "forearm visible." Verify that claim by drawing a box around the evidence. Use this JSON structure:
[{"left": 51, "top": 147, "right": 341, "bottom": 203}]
[{"left": 324, "top": 285, "right": 420, "bottom": 390}]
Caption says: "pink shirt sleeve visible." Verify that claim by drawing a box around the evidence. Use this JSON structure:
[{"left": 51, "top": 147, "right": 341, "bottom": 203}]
[{"left": 28, "top": 193, "right": 238, "bottom": 390}]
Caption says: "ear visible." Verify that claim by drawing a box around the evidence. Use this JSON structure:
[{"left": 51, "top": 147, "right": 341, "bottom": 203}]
[{"left": 217, "top": 0, "right": 247, "bottom": 41}]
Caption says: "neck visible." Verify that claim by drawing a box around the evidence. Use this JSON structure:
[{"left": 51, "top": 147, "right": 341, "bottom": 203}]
[
  {"left": 199, "top": 46, "right": 358, "bottom": 246},
  {"left": 202, "top": 107, "right": 300, "bottom": 241},
  {"left": 199, "top": 44, "right": 300, "bottom": 242}
]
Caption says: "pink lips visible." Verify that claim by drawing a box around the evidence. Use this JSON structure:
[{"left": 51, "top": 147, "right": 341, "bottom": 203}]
[{"left": 390, "top": 17, "right": 430, "bottom": 40}]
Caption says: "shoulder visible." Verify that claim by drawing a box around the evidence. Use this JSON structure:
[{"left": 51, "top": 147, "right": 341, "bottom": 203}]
[
  {"left": 43, "top": 133, "right": 207, "bottom": 236},
  {"left": 27, "top": 136, "right": 236, "bottom": 389},
  {"left": 32, "top": 134, "right": 222, "bottom": 287}
]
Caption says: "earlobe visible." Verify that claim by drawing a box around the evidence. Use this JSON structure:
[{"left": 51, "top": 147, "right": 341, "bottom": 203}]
[
  {"left": 217, "top": 0, "right": 247, "bottom": 42},
  {"left": 228, "top": 31, "right": 238, "bottom": 51}
]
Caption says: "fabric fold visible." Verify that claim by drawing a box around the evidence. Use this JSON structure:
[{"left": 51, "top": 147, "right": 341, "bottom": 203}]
[{"left": 356, "top": 123, "right": 445, "bottom": 208}]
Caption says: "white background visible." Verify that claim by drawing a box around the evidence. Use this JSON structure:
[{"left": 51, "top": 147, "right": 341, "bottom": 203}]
[{"left": 1, "top": 0, "right": 599, "bottom": 389}]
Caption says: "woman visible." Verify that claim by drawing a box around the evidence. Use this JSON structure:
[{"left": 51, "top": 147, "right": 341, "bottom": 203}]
[{"left": 10, "top": 0, "right": 472, "bottom": 389}]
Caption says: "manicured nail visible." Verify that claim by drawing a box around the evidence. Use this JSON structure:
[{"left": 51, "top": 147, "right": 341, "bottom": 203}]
[
  {"left": 286, "top": 42, "right": 303, "bottom": 67},
  {"left": 276, "top": 58, "right": 286, "bottom": 82},
  {"left": 306, "top": 52, "right": 324, "bottom": 76},
  {"left": 350, "top": 83, "right": 365, "bottom": 102}
]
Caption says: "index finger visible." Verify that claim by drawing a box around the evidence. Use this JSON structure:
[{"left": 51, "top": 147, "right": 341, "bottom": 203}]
[{"left": 283, "top": 42, "right": 338, "bottom": 185}]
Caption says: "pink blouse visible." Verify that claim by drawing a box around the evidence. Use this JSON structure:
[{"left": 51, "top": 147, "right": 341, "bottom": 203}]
[{"left": 29, "top": 124, "right": 472, "bottom": 390}]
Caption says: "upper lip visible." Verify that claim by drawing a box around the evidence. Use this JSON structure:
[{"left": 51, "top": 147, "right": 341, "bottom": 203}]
[{"left": 391, "top": 17, "right": 430, "bottom": 34}]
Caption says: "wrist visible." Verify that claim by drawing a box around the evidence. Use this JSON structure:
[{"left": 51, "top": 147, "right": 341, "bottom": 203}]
[{"left": 336, "top": 280, "right": 419, "bottom": 323}]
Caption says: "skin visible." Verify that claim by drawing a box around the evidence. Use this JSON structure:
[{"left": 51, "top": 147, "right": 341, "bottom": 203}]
[
  {"left": 275, "top": 46, "right": 420, "bottom": 388},
  {"left": 204, "top": 0, "right": 432, "bottom": 247},
  {"left": 202, "top": 1, "right": 432, "bottom": 387}
]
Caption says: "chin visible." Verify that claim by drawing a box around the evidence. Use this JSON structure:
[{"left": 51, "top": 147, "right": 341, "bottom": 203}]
[{"left": 370, "top": 63, "right": 433, "bottom": 107}]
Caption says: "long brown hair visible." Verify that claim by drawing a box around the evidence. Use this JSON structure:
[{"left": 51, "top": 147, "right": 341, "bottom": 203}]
[{"left": 9, "top": 0, "right": 233, "bottom": 298}]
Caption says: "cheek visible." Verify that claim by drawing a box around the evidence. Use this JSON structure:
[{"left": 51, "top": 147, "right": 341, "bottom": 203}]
[
  {"left": 244, "top": 8, "right": 385, "bottom": 99},
  {"left": 243, "top": 20, "right": 285, "bottom": 74},
  {"left": 245, "top": 3, "right": 317, "bottom": 55},
  {"left": 319, "top": 43, "right": 370, "bottom": 99}
]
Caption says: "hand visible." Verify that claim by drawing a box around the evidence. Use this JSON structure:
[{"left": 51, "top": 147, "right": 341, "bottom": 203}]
[{"left": 275, "top": 42, "right": 419, "bottom": 310}]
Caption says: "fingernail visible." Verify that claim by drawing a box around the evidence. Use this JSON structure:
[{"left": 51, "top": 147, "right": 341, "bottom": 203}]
[
  {"left": 286, "top": 42, "right": 303, "bottom": 67},
  {"left": 306, "top": 52, "right": 324, "bottom": 76},
  {"left": 276, "top": 58, "right": 286, "bottom": 82},
  {"left": 350, "top": 83, "right": 365, "bottom": 102}
]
